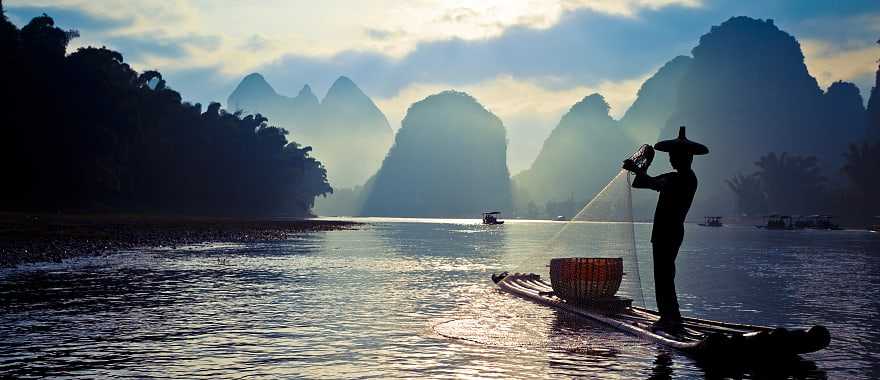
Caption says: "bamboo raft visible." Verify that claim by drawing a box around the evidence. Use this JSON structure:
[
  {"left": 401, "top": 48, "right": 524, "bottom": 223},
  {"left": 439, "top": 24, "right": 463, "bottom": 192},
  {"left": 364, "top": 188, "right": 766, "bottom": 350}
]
[{"left": 492, "top": 272, "right": 830, "bottom": 359}]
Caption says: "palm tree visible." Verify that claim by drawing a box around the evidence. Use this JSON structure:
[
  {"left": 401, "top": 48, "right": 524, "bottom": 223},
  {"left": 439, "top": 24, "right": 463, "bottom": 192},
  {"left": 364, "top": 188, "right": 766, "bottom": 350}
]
[
  {"left": 753, "top": 152, "right": 825, "bottom": 214},
  {"left": 842, "top": 142, "right": 880, "bottom": 215},
  {"left": 726, "top": 173, "right": 766, "bottom": 216}
]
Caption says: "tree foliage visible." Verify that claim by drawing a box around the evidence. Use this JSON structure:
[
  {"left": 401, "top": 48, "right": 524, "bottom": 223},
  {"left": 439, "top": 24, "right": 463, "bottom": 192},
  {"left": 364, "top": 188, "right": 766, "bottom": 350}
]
[
  {"left": 725, "top": 173, "right": 766, "bottom": 216},
  {"left": 0, "top": 8, "right": 331, "bottom": 215},
  {"left": 728, "top": 152, "right": 825, "bottom": 216},
  {"left": 841, "top": 142, "right": 880, "bottom": 217}
]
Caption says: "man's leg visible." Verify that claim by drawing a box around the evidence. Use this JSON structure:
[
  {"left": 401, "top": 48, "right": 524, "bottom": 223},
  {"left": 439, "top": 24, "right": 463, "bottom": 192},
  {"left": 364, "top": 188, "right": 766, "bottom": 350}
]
[
  {"left": 666, "top": 242, "right": 682, "bottom": 322},
  {"left": 652, "top": 242, "right": 681, "bottom": 323},
  {"left": 652, "top": 243, "right": 670, "bottom": 319}
]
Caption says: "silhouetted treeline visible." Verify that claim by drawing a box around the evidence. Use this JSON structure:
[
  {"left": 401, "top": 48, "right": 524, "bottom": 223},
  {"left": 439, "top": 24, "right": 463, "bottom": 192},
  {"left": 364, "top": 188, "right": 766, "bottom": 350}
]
[
  {"left": 0, "top": 9, "right": 331, "bottom": 216},
  {"left": 727, "top": 153, "right": 826, "bottom": 216},
  {"left": 729, "top": 42, "right": 880, "bottom": 224},
  {"left": 728, "top": 144, "right": 880, "bottom": 223}
]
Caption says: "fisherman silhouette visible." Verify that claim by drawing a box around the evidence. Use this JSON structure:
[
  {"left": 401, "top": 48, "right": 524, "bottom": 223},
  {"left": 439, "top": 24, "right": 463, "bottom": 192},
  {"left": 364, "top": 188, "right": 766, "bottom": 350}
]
[{"left": 629, "top": 126, "right": 709, "bottom": 332}]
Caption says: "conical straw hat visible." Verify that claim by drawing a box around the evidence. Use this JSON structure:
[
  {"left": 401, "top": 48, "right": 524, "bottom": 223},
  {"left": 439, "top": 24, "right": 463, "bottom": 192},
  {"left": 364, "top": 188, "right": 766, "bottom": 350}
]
[{"left": 654, "top": 126, "right": 709, "bottom": 155}]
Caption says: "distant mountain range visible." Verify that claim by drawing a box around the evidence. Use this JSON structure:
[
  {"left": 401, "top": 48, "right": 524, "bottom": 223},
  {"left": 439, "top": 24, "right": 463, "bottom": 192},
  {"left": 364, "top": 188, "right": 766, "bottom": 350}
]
[
  {"left": 661, "top": 17, "right": 867, "bottom": 213},
  {"left": 619, "top": 55, "right": 691, "bottom": 145},
  {"left": 512, "top": 57, "right": 691, "bottom": 217},
  {"left": 227, "top": 74, "right": 392, "bottom": 189},
  {"left": 869, "top": 58, "right": 880, "bottom": 142},
  {"left": 513, "top": 94, "right": 632, "bottom": 208},
  {"left": 228, "top": 16, "right": 876, "bottom": 218},
  {"left": 361, "top": 91, "right": 512, "bottom": 217},
  {"left": 515, "top": 16, "right": 871, "bottom": 217}
]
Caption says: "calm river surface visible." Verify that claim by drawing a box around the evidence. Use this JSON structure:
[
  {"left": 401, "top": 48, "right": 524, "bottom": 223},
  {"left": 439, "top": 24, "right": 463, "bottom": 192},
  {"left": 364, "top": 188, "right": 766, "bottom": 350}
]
[{"left": 1, "top": 218, "right": 878, "bottom": 379}]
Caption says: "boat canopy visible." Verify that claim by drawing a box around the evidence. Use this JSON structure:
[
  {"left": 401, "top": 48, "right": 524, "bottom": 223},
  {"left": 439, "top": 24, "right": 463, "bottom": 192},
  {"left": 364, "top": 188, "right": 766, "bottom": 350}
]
[{"left": 483, "top": 211, "right": 501, "bottom": 215}]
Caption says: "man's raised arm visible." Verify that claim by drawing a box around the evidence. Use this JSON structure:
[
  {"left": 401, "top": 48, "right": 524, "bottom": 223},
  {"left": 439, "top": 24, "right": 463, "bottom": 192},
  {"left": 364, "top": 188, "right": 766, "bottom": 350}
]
[{"left": 632, "top": 171, "right": 668, "bottom": 192}]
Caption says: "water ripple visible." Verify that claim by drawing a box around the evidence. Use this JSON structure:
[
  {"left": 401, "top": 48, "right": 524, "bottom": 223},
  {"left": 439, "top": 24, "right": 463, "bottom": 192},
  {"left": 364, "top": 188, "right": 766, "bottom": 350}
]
[{"left": 0, "top": 221, "right": 877, "bottom": 378}]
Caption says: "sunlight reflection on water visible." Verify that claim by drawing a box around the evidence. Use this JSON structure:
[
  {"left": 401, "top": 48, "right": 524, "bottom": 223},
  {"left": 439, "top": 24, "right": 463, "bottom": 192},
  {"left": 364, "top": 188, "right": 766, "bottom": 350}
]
[{"left": 0, "top": 219, "right": 878, "bottom": 378}]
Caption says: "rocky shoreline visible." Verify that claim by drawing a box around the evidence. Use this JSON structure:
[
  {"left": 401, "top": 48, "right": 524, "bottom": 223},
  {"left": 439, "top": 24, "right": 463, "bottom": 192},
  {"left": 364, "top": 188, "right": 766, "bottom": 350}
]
[{"left": 0, "top": 213, "right": 359, "bottom": 267}]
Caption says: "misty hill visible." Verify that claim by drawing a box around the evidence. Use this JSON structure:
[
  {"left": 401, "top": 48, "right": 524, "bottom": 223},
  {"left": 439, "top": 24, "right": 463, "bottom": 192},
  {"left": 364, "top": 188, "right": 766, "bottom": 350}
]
[
  {"left": 868, "top": 59, "right": 880, "bottom": 142},
  {"left": 361, "top": 91, "right": 512, "bottom": 217},
  {"left": 317, "top": 77, "right": 394, "bottom": 188},
  {"left": 662, "top": 16, "right": 867, "bottom": 213},
  {"left": 228, "top": 73, "right": 320, "bottom": 135},
  {"left": 513, "top": 94, "right": 634, "bottom": 208},
  {"left": 227, "top": 75, "right": 393, "bottom": 189},
  {"left": 620, "top": 56, "right": 691, "bottom": 144}
]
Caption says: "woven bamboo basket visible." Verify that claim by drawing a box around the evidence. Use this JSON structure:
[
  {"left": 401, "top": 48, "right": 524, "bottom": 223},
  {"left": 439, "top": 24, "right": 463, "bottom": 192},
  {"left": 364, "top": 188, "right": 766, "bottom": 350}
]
[{"left": 549, "top": 257, "right": 623, "bottom": 303}]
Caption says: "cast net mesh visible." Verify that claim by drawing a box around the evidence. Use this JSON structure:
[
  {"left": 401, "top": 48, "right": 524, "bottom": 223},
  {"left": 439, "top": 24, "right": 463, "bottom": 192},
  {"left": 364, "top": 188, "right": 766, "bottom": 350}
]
[
  {"left": 432, "top": 169, "right": 648, "bottom": 349},
  {"left": 523, "top": 169, "right": 645, "bottom": 305}
]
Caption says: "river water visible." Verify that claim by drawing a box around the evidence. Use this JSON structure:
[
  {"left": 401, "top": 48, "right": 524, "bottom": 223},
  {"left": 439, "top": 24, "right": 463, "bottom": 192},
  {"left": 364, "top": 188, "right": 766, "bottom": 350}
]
[{"left": 0, "top": 218, "right": 878, "bottom": 379}]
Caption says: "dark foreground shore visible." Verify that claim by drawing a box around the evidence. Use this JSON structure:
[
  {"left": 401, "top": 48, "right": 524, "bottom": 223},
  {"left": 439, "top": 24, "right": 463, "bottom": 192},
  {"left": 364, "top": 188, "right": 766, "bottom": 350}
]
[{"left": 0, "top": 213, "right": 359, "bottom": 267}]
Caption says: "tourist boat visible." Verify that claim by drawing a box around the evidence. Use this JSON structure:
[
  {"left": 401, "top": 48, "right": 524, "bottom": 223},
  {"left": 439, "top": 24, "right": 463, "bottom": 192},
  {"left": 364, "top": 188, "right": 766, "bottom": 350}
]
[
  {"left": 492, "top": 271, "right": 830, "bottom": 360},
  {"left": 756, "top": 215, "right": 796, "bottom": 230},
  {"left": 794, "top": 215, "right": 843, "bottom": 230},
  {"left": 698, "top": 216, "right": 723, "bottom": 227},
  {"left": 482, "top": 211, "right": 504, "bottom": 225}
]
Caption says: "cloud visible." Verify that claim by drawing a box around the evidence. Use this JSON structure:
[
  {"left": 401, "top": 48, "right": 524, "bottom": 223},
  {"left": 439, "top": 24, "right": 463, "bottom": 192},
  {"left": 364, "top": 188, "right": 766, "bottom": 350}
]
[
  {"left": 8, "top": 0, "right": 879, "bottom": 172},
  {"left": 364, "top": 28, "right": 406, "bottom": 41},
  {"left": 793, "top": 13, "right": 880, "bottom": 45},
  {"left": 103, "top": 35, "right": 186, "bottom": 62},
  {"left": 772, "top": 9, "right": 880, "bottom": 99},
  {"left": 801, "top": 39, "right": 880, "bottom": 96},
  {"left": 6, "top": 0, "right": 703, "bottom": 76},
  {"left": 374, "top": 74, "right": 648, "bottom": 174},
  {"left": 565, "top": 0, "right": 702, "bottom": 18},
  {"left": 239, "top": 34, "right": 274, "bottom": 52},
  {"left": 5, "top": 4, "right": 126, "bottom": 31},
  {"left": 254, "top": 5, "right": 707, "bottom": 103},
  {"left": 438, "top": 7, "right": 482, "bottom": 24}
]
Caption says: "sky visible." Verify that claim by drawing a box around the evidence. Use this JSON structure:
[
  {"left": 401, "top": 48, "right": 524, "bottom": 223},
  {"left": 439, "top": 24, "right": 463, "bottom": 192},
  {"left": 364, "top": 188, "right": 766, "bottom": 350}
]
[{"left": 6, "top": 0, "right": 880, "bottom": 174}]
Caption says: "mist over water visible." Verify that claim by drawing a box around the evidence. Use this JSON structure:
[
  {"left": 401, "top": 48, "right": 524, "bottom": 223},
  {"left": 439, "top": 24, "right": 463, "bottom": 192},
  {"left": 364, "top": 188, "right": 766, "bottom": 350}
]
[{"left": 1, "top": 220, "right": 877, "bottom": 379}]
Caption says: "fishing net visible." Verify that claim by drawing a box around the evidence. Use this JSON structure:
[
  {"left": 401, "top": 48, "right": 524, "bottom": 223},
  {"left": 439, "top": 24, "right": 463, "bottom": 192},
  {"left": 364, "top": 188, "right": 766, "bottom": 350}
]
[
  {"left": 433, "top": 168, "right": 649, "bottom": 348},
  {"left": 512, "top": 169, "right": 646, "bottom": 306}
]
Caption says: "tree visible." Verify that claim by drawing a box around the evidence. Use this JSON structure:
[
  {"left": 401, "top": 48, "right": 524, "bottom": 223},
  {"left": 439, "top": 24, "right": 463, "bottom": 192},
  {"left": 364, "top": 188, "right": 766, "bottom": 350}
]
[
  {"left": 842, "top": 142, "right": 880, "bottom": 216},
  {"left": 526, "top": 201, "right": 540, "bottom": 219},
  {"left": 0, "top": 10, "right": 331, "bottom": 216},
  {"left": 729, "top": 153, "right": 827, "bottom": 215},
  {"left": 19, "top": 13, "right": 75, "bottom": 60},
  {"left": 753, "top": 152, "right": 825, "bottom": 214},
  {"left": 726, "top": 173, "right": 767, "bottom": 216}
]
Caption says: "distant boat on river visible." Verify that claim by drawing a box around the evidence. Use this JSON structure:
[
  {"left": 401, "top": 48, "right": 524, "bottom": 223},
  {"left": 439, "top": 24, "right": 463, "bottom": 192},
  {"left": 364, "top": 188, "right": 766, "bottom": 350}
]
[
  {"left": 482, "top": 211, "right": 504, "bottom": 225},
  {"left": 794, "top": 215, "right": 842, "bottom": 230},
  {"left": 698, "top": 216, "right": 723, "bottom": 227},
  {"left": 757, "top": 214, "right": 844, "bottom": 231},
  {"left": 756, "top": 215, "right": 795, "bottom": 230}
]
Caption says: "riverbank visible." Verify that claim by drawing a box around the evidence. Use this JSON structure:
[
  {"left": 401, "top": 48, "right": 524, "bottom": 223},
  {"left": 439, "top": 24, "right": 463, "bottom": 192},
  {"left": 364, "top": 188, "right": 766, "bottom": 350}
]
[{"left": 0, "top": 213, "right": 359, "bottom": 267}]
